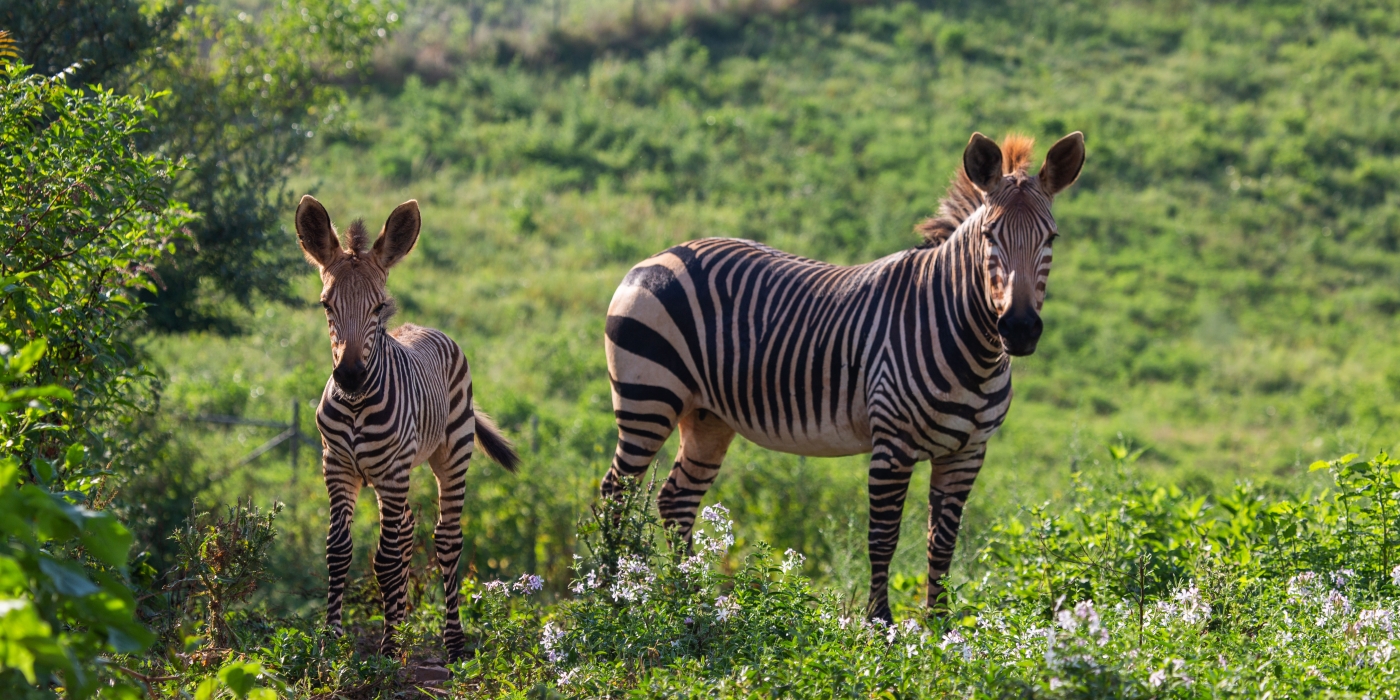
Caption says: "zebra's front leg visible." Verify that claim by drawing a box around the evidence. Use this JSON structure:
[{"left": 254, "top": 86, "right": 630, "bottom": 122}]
[
  {"left": 866, "top": 435, "right": 919, "bottom": 623},
  {"left": 324, "top": 454, "right": 361, "bottom": 636},
  {"left": 926, "top": 443, "right": 988, "bottom": 611},
  {"left": 372, "top": 471, "right": 415, "bottom": 657}
]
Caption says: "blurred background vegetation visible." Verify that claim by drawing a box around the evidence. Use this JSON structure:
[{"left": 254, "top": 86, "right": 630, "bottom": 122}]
[{"left": 7, "top": 0, "right": 1400, "bottom": 687}]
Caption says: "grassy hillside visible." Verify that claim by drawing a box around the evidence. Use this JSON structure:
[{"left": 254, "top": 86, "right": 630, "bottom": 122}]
[{"left": 143, "top": 0, "right": 1400, "bottom": 622}]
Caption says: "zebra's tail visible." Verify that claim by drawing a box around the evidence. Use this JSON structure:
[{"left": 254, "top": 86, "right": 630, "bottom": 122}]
[{"left": 474, "top": 408, "right": 521, "bottom": 473}]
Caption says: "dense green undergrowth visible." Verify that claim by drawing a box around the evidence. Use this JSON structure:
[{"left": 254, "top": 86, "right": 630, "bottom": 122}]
[{"left": 112, "top": 452, "right": 1400, "bottom": 698}]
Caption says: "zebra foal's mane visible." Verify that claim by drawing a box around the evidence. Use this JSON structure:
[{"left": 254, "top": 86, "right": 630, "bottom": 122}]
[
  {"left": 343, "top": 219, "right": 371, "bottom": 256},
  {"left": 916, "top": 134, "right": 1035, "bottom": 246}
]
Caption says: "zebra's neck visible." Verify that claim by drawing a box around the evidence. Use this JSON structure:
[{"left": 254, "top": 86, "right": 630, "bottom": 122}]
[{"left": 931, "top": 215, "right": 1007, "bottom": 377}]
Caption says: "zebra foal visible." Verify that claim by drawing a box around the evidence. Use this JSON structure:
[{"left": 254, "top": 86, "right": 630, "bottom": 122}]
[
  {"left": 295, "top": 195, "right": 520, "bottom": 661},
  {"left": 601, "top": 131, "right": 1085, "bottom": 622}
]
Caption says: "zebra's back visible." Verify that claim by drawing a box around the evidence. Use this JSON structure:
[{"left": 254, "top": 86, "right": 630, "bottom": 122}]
[{"left": 606, "top": 237, "right": 935, "bottom": 457}]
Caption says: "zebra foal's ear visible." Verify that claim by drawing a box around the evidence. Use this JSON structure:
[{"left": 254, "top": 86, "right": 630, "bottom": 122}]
[
  {"left": 295, "top": 195, "right": 340, "bottom": 269},
  {"left": 372, "top": 200, "right": 421, "bottom": 270},
  {"left": 1038, "top": 131, "right": 1085, "bottom": 197},
  {"left": 962, "top": 132, "right": 1004, "bottom": 193}
]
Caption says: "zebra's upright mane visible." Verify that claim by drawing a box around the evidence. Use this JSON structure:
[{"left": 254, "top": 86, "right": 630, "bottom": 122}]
[
  {"left": 916, "top": 134, "right": 1035, "bottom": 246},
  {"left": 343, "top": 219, "right": 371, "bottom": 255}
]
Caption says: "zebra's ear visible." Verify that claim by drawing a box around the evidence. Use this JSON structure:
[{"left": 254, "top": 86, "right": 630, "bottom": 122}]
[
  {"left": 963, "top": 132, "right": 1004, "bottom": 193},
  {"left": 295, "top": 195, "right": 340, "bottom": 269},
  {"left": 372, "top": 200, "right": 421, "bottom": 270},
  {"left": 1038, "top": 131, "right": 1085, "bottom": 197}
]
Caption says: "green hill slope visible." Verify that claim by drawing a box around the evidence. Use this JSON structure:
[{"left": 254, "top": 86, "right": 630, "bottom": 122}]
[{"left": 146, "top": 0, "right": 1400, "bottom": 608}]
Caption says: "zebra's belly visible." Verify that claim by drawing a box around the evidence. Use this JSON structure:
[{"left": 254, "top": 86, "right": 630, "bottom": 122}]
[{"left": 727, "top": 418, "right": 874, "bottom": 457}]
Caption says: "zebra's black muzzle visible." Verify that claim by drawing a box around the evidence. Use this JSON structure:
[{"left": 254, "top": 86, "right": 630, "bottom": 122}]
[
  {"left": 333, "top": 360, "right": 368, "bottom": 393},
  {"left": 998, "top": 311, "right": 1043, "bottom": 357}
]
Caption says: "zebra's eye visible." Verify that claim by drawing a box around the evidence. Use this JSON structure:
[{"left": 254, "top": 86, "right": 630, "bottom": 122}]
[{"left": 1048, "top": 232, "right": 1060, "bottom": 242}]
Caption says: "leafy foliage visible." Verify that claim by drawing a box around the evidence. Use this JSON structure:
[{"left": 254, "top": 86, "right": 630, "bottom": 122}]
[
  {"left": 135, "top": 0, "right": 400, "bottom": 332},
  {"left": 0, "top": 343, "right": 151, "bottom": 699},
  {"left": 2, "top": 0, "right": 396, "bottom": 332},
  {"left": 166, "top": 502, "right": 282, "bottom": 649},
  {"left": 0, "top": 61, "right": 189, "bottom": 477},
  {"left": 0, "top": 60, "right": 187, "bottom": 698}
]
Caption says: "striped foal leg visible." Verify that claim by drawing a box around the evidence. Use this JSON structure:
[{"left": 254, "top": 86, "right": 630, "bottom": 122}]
[
  {"left": 429, "top": 437, "right": 471, "bottom": 663},
  {"left": 866, "top": 433, "right": 919, "bottom": 623},
  {"left": 324, "top": 453, "right": 361, "bottom": 636},
  {"left": 925, "top": 443, "right": 987, "bottom": 611},
  {"left": 658, "top": 409, "right": 736, "bottom": 541},
  {"left": 371, "top": 464, "right": 415, "bottom": 657}
]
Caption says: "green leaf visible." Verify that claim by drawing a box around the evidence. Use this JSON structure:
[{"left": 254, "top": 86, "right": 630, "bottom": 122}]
[
  {"left": 38, "top": 556, "right": 99, "bottom": 597},
  {"left": 194, "top": 678, "right": 218, "bottom": 700},
  {"left": 219, "top": 660, "right": 263, "bottom": 699},
  {"left": 9, "top": 338, "right": 46, "bottom": 375},
  {"left": 64, "top": 444, "right": 86, "bottom": 472},
  {"left": 3, "top": 385, "right": 73, "bottom": 402},
  {"left": 1309, "top": 460, "right": 1329, "bottom": 472},
  {"left": 80, "top": 512, "right": 132, "bottom": 568}
]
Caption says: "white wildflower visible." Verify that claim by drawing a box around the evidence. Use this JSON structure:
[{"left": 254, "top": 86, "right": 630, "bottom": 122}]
[
  {"left": 1320, "top": 589, "right": 1352, "bottom": 621},
  {"left": 699, "top": 503, "right": 732, "bottom": 528},
  {"left": 1148, "top": 669, "right": 1167, "bottom": 687},
  {"left": 609, "top": 555, "right": 655, "bottom": 603},
  {"left": 1056, "top": 608, "right": 1078, "bottom": 632},
  {"left": 1332, "top": 569, "right": 1356, "bottom": 588},
  {"left": 1288, "top": 571, "right": 1321, "bottom": 600},
  {"left": 1049, "top": 677, "right": 1064, "bottom": 690},
  {"left": 781, "top": 548, "right": 806, "bottom": 574},
  {"left": 513, "top": 573, "right": 544, "bottom": 594},
  {"left": 570, "top": 570, "right": 600, "bottom": 595},
  {"left": 1358, "top": 608, "right": 1395, "bottom": 636},
  {"left": 1392, "top": 564, "right": 1400, "bottom": 587},
  {"left": 714, "top": 595, "right": 740, "bottom": 622},
  {"left": 483, "top": 580, "right": 511, "bottom": 597},
  {"left": 940, "top": 629, "right": 965, "bottom": 650},
  {"left": 1374, "top": 641, "right": 1395, "bottom": 665},
  {"left": 1171, "top": 585, "right": 1211, "bottom": 625},
  {"left": 540, "top": 622, "right": 566, "bottom": 664}
]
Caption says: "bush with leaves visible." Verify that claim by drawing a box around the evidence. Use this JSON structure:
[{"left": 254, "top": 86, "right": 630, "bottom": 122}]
[
  {"left": 0, "top": 341, "right": 152, "bottom": 699},
  {"left": 0, "top": 59, "right": 190, "bottom": 482},
  {"left": 164, "top": 501, "right": 282, "bottom": 650},
  {"left": 0, "top": 59, "right": 187, "bottom": 698},
  {"left": 3, "top": 0, "right": 397, "bottom": 332}
]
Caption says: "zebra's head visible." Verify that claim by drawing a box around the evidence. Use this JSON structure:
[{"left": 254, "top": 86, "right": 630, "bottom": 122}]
[
  {"left": 295, "top": 195, "right": 421, "bottom": 394},
  {"left": 960, "top": 131, "right": 1085, "bottom": 357}
]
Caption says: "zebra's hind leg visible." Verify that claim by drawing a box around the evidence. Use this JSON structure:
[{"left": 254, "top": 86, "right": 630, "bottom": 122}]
[
  {"left": 371, "top": 469, "right": 415, "bottom": 658},
  {"left": 428, "top": 441, "right": 471, "bottom": 663},
  {"left": 659, "top": 408, "right": 736, "bottom": 542},
  {"left": 925, "top": 443, "right": 987, "bottom": 612},
  {"left": 865, "top": 433, "right": 920, "bottom": 624},
  {"left": 600, "top": 379, "right": 685, "bottom": 498}
]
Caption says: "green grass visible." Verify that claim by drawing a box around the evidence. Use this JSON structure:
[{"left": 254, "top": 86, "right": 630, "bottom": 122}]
[{"left": 139, "top": 0, "right": 1400, "bottom": 663}]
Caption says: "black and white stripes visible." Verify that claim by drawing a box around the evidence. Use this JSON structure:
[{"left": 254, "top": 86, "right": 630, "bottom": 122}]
[
  {"left": 600, "top": 132, "right": 1085, "bottom": 621},
  {"left": 296, "top": 196, "right": 519, "bottom": 661}
]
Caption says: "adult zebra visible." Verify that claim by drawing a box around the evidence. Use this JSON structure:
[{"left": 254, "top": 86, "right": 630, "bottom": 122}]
[
  {"left": 600, "top": 132, "right": 1085, "bottom": 621},
  {"left": 295, "top": 196, "right": 520, "bottom": 661}
]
